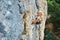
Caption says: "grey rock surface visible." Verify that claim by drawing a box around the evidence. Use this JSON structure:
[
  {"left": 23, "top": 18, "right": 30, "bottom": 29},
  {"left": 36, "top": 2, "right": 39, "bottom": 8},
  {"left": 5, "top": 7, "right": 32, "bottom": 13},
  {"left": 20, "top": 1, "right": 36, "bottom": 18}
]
[
  {"left": 0, "top": 0, "right": 23, "bottom": 40},
  {"left": 0, "top": 0, "right": 47, "bottom": 40}
]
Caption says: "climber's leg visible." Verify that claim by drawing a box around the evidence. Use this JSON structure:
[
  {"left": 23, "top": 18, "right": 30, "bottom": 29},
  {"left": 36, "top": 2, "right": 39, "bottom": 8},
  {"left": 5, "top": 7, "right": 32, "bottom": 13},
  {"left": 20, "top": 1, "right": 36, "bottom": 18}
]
[{"left": 35, "top": 24, "right": 37, "bottom": 30}]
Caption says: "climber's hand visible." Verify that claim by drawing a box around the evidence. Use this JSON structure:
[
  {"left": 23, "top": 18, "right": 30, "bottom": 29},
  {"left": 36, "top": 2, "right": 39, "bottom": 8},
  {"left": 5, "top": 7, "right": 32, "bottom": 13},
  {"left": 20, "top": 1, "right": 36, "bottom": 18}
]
[{"left": 31, "top": 20, "right": 36, "bottom": 24}]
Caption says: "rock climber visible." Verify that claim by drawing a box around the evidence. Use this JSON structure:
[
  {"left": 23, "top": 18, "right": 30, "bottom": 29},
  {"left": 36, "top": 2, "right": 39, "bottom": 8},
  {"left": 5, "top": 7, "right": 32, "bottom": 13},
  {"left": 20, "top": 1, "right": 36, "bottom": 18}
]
[{"left": 32, "top": 10, "right": 42, "bottom": 30}]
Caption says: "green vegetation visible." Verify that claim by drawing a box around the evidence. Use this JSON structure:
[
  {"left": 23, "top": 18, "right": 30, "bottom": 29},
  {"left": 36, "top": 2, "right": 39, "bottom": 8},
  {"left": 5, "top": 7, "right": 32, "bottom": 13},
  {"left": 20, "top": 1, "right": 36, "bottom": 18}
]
[
  {"left": 47, "top": 0, "right": 60, "bottom": 33},
  {"left": 44, "top": 0, "right": 60, "bottom": 40}
]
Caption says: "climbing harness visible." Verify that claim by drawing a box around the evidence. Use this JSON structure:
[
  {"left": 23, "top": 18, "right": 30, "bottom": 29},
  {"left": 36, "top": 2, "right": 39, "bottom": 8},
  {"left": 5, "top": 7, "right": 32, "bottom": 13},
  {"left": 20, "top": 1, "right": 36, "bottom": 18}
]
[{"left": 36, "top": 21, "right": 40, "bottom": 25}]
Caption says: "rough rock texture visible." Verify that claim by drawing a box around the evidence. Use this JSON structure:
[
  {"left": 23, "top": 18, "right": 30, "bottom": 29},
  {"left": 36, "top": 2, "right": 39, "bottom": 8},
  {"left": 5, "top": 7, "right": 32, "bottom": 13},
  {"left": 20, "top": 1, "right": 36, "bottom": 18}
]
[
  {"left": 0, "top": 0, "right": 47, "bottom": 40},
  {"left": 18, "top": 0, "right": 47, "bottom": 40},
  {"left": 0, "top": 0, "right": 23, "bottom": 40}
]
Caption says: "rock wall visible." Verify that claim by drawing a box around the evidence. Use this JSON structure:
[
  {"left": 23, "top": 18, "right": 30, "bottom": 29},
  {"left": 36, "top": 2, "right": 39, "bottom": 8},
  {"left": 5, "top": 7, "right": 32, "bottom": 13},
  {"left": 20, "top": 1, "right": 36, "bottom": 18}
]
[
  {"left": 0, "top": 0, "right": 23, "bottom": 40},
  {"left": 18, "top": 0, "right": 47, "bottom": 40},
  {"left": 0, "top": 0, "right": 47, "bottom": 40}
]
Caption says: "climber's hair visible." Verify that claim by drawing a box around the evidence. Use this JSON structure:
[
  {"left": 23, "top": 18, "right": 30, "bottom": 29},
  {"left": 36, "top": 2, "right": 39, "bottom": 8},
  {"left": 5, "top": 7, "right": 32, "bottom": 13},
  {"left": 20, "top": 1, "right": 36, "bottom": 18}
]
[{"left": 37, "top": 10, "right": 43, "bottom": 16}]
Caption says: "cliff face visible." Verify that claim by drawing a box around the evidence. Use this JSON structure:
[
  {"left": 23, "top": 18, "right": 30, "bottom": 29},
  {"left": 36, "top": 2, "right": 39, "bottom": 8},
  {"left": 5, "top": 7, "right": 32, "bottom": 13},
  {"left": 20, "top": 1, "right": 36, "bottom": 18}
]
[
  {"left": 0, "top": 0, "right": 47, "bottom": 40},
  {"left": 18, "top": 0, "right": 47, "bottom": 40},
  {"left": 0, "top": 0, "right": 23, "bottom": 40}
]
